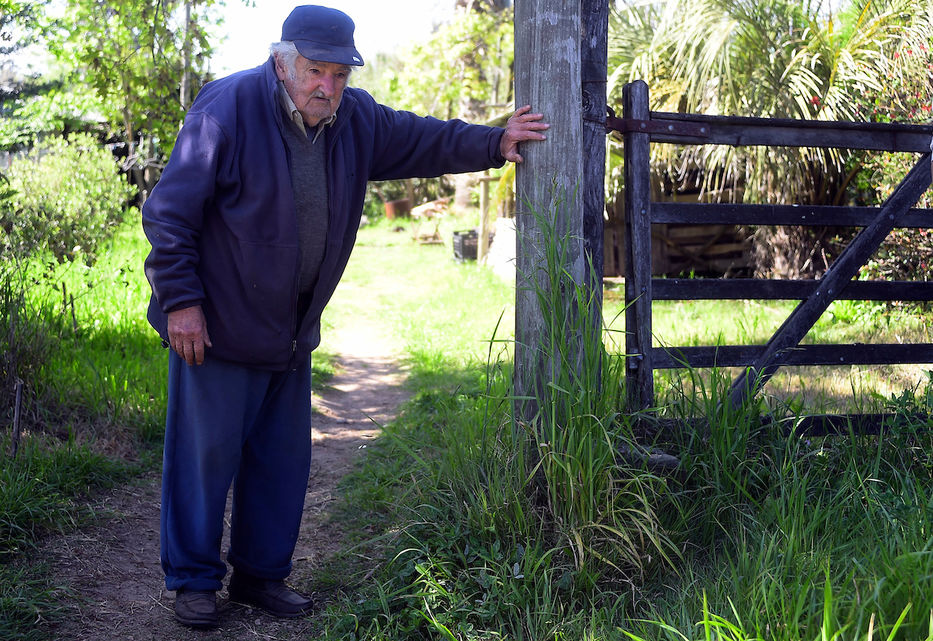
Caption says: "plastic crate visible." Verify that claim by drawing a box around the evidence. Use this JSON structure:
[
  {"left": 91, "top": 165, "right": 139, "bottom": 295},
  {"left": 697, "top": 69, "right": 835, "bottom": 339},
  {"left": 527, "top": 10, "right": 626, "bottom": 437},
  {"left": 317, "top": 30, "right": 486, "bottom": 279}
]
[{"left": 452, "top": 229, "right": 478, "bottom": 261}]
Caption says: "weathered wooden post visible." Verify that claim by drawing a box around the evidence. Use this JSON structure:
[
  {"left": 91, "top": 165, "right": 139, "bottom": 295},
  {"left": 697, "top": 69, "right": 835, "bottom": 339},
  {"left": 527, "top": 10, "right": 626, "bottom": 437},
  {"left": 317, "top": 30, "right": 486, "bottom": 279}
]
[
  {"left": 622, "top": 81, "right": 654, "bottom": 411},
  {"left": 582, "top": 0, "right": 608, "bottom": 303},
  {"left": 477, "top": 172, "right": 492, "bottom": 264},
  {"left": 513, "top": 0, "right": 596, "bottom": 422}
]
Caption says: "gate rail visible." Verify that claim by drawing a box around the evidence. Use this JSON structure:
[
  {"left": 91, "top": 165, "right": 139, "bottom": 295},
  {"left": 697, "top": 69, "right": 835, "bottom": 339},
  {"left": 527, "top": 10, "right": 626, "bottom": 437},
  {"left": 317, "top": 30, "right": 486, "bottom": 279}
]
[{"left": 619, "top": 80, "right": 933, "bottom": 421}]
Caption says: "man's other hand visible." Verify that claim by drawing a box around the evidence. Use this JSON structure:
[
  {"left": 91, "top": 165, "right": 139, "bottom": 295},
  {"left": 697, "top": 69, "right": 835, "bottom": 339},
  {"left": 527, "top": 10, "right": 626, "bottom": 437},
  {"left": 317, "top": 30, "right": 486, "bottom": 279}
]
[
  {"left": 167, "top": 305, "right": 212, "bottom": 366},
  {"left": 500, "top": 105, "right": 549, "bottom": 163}
]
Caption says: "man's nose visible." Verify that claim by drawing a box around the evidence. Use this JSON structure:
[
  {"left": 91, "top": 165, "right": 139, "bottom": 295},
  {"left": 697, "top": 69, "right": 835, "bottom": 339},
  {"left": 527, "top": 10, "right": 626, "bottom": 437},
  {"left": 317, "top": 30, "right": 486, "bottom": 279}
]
[{"left": 318, "top": 74, "right": 337, "bottom": 97}]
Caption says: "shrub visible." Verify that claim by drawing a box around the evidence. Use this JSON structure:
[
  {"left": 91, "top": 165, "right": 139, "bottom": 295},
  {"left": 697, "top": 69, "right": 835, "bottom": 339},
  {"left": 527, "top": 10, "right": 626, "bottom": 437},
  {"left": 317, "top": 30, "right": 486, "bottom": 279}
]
[
  {"left": 857, "top": 38, "right": 933, "bottom": 282},
  {"left": 2, "top": 133, "right": 137, "bottom": 264}
]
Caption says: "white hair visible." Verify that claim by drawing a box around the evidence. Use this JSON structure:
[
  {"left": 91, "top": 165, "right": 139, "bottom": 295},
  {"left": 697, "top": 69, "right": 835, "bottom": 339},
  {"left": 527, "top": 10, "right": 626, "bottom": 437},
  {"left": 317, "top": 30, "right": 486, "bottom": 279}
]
[
  {"left": 269, "top": 41, "right": 354, "bottom": 81},
  {"left": 269, "top": 41, "right": 300, "bottom": 79}
]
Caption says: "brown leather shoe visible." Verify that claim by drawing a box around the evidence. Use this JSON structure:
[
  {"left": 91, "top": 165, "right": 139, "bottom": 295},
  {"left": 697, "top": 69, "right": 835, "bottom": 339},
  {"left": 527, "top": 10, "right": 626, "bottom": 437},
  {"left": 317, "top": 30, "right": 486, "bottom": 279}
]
[
  {"left": 174, "top": 589, "right": 218, "bottom": 628},
  {"left": 228, "top": 572, "right": 313, "bottom": 618}
]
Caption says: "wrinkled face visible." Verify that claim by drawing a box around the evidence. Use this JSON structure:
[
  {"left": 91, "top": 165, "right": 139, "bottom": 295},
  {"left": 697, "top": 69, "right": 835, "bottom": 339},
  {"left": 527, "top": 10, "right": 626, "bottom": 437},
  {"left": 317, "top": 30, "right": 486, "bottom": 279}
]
[{"left": 275, "top": 54, "right": 351, "bottom": 128}]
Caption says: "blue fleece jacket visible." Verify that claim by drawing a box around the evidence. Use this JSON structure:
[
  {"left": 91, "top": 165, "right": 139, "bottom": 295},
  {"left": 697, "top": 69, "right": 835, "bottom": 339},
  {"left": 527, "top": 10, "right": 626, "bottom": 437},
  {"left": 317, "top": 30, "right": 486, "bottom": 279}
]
[{"left": 143, "top": 59, "right": 506, "bottom": 370}]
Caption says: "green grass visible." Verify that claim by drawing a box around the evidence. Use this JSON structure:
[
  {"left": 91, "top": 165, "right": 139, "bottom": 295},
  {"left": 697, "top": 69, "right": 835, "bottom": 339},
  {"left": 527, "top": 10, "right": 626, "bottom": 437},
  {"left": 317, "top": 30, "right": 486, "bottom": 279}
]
[
  {"left": 604, "top": 282, "right": 933, "bottom": 413},
  {"left": 0, "top": 433, "right": 129, "bottom": 640},
  {"left": 320, "top": 216, "right": 515, "bottom": 389},
  {"left": 4, "top": 210, "right": 933, "bottom": 640},
  {"left": 312, "top": 215, "right": 933, "bottom": 640}
]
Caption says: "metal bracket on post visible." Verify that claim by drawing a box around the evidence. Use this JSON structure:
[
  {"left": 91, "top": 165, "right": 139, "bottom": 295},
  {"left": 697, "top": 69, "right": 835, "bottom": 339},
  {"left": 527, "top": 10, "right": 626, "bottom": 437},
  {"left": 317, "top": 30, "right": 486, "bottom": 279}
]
[{"left": 603, "top": 106, "right": 711, "bottom": 138}]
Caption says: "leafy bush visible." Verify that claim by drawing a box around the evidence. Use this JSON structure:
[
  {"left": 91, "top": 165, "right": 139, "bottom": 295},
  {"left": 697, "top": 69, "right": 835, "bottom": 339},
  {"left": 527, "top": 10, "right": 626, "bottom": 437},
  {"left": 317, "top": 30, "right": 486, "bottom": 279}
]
[
  {"left": 2, "top": 133, "right": 137, "bottom": 263},
  {"left": 857, "top": 36, "right": 933, "bottom": 282}
]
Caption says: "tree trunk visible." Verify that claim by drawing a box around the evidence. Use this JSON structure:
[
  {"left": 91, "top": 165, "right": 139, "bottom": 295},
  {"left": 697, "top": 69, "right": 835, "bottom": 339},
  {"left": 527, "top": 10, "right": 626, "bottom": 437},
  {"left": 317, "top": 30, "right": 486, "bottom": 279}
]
[{"left": 180, "top": 1, "right": 193, "bottom": 109}]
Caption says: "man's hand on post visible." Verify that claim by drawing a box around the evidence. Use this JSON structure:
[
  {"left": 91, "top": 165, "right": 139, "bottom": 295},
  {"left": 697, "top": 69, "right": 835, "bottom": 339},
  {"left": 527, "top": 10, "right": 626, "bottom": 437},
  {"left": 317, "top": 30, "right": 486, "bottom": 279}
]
[
  {"left": 167, "top": 305, "right": 212, "bottom": 366},
  {"left": 499, "top": 105, "right": 549, "bottom": 164}
]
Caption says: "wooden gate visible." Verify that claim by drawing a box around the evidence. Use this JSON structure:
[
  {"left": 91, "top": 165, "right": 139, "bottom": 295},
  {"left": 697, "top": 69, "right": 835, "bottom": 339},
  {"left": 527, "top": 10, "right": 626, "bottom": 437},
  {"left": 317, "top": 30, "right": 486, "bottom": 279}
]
[{"left": 620, "top": 80, "right": 933, "bottom": 426}]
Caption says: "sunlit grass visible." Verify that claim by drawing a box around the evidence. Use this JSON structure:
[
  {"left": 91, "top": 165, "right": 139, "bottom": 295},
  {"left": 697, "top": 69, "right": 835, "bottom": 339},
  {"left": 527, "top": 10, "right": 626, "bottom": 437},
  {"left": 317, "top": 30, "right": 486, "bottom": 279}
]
[
  {"left": 6, "top": 210, "right": 933, "bottom": 641},
  {"left": 317, "top": 217, "right": 933, "bottom": 640},
  {"left": 321, "top": 216, "right": 515, "bottom": 387}
]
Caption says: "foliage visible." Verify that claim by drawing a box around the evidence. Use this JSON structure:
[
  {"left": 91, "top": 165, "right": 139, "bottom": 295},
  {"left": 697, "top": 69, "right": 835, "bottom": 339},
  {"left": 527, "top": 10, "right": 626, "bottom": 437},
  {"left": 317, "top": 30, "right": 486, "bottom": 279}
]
[
  {"left": 0, "top": 433, "right": 127, "bottom": 639},
  {"left": 607, "top": 0, "right": 931, "bottom": 278},
  {"left": 610, "top": 0, "right": 921, "bottom": 203},
  {"left": 0, "top": 434, "right": 126, "bottom": 561},
  {"left": 47, "top": 0, "right": 221, "bottom": 170},
  {"left": 3, "top": 133, "right": 136, "bottom": 263},
  {"left": 318, "top": 210, "right": 678, "bottom": 639},
  {"left": 517, "top": 199, "right": 677, "bottom": 582},
  {"left": 305, "top": 220, "right": 933, "bottom": 639},
  {"left": 0, "top": 0, "right": 47, "bottom": 58},
  {"left": 362, "top": 4, "right": 514, "bottom": 215},
  {"left": 863, "top": 226, "right": 933, "bottom": 283},
  {"left": 0, "top": 80, "right": 104, "bottom": 151},
  {"left": 0, "top": 262, "right": 54, "bottom": 450},
  {"left": 0, "top": 562, "right": 65, "bottom": 641},
  {"left": 626, "top": 368, "right": 933, "bottom": 640},
  {"left": 0, "top": 0, "right": 52, "bottom": 216},
  {"left": 0, "top": 218, "right": 159, "bottom": 637},
  {"left": 856, "top": 9, "right": 933, "bottom": 281},
  {"left": 387, "top": 6, "right": 514, "bottom": 121}
]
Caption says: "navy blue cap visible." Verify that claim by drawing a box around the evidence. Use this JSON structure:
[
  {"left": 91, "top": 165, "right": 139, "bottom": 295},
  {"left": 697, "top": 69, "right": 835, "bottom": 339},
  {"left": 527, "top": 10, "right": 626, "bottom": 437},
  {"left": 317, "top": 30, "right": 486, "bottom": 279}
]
[{"left": 281, "top": 5, "right": 364, "bottom": 66}]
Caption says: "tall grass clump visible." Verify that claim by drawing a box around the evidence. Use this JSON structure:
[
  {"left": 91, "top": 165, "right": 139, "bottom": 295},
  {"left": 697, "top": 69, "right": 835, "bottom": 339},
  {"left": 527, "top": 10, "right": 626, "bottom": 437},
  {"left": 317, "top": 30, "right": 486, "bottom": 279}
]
[
  {"left": 321, "top": 201, "right": 679, "bottom": 639},
  {"left": 513, "top": 197, "right": 677, "bottom": 586},
  {"left": 625, "top": 363, "right": 933, "bottom": 640},
  {"left": 0, "top": 431, "right": 128, "bottom": 640}
]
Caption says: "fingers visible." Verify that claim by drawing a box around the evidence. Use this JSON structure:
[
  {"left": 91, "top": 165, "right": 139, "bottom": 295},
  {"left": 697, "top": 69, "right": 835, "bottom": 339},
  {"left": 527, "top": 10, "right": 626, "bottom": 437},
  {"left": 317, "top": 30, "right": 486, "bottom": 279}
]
[
  {"left": 197, "top": 328, "right": 213, "bottom": 366},
  {"left": 500, "top": 105, "right": 549, "bottom": 163},
  {"left": 167, "top": 305, "right": 210, "bottom": 366},
  {"left": 193, "top": 339, "right": 206, "bottom": 366},
  {"left": 170, "top": 335, "right": 202, "bottom": 366},
  {"left": 509, "top": 105, "right": 548, "bottom": 123},
  {"left": 504, "top": 149, "right": 524, "bottom": 163}
]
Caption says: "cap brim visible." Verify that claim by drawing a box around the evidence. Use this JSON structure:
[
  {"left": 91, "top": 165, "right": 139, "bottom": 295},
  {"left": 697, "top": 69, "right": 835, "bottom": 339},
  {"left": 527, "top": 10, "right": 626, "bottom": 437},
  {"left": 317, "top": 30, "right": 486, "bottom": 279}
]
[{"left": 293, "top": 41, "right": 364, "bottom": 66}]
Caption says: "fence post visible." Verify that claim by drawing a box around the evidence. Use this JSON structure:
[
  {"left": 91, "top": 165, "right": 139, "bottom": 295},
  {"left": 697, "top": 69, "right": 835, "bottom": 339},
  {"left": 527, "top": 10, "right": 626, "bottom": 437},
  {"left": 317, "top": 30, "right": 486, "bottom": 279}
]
[
  {"left": 513, "top": 0, "right": 587, "bottom": 424},
  {"left": 623, "top": 80, "right": 654, "bottom": 412},
  {"left": 582, "top": 0, "right": 608, "bottom": 302}
]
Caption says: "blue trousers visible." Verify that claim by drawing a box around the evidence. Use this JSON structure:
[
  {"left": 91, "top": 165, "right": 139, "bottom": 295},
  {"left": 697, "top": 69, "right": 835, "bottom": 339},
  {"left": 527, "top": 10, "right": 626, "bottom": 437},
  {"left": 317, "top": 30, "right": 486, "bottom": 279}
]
[{"left": 160, "top": 352, "right": 312, "bottom": 592}]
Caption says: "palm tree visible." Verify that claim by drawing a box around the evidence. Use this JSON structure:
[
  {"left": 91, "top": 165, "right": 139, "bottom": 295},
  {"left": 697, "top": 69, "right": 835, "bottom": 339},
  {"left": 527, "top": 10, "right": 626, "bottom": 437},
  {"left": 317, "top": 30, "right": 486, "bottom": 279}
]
[
  {"left": 608, "top": 0, "right": 929, "bottom": 204},
  {"left": 606, "top": 0, "right": 931, "bottom": 276}
]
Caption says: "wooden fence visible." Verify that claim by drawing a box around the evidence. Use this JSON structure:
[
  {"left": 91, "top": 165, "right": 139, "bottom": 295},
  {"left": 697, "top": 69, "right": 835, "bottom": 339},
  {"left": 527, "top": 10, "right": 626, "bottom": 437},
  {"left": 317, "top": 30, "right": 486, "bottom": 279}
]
[
  {"left": 619, "top": 80, "right": 933, "bottom": 427},
  {"left": 603, "top": 219, "right": 752, "bottom": 278}
]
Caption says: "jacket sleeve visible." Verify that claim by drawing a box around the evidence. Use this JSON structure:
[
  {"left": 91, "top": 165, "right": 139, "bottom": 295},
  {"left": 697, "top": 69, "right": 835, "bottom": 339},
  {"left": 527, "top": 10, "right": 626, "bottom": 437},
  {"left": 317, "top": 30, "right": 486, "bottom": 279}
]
[
  {"left": 142, "top": 111, "right": 227, "bottom": 314},
  {"left": 365, "top": 96, "right": 506, "bottom": 181}
]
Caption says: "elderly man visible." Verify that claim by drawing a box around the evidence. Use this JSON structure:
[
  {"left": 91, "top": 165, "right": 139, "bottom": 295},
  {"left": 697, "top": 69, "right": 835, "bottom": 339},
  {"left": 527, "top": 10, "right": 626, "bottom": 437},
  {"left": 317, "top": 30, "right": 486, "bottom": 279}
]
[{"left": 142, "top": 4, "right": 547, "bottom": 630}]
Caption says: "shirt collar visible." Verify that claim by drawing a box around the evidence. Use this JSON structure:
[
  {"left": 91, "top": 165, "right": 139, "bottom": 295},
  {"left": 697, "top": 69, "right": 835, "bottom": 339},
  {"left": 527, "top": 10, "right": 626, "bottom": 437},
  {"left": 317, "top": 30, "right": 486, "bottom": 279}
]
[{"left": 276, "top": 81, "right": 336, "bottom": 143}]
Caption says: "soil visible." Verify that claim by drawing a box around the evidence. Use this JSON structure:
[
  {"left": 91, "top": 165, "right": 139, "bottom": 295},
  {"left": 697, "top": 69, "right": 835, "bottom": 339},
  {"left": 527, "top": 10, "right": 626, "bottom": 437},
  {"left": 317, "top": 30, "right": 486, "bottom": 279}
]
[{"left": 36, "top": 320, "right": 409, "bottom": 641}]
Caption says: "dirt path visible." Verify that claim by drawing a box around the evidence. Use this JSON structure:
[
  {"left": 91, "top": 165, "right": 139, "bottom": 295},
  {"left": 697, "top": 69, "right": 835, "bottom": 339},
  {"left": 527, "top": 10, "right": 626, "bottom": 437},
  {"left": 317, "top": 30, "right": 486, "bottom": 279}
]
[{"left": 38, "top": 322, "right": 409, "bottom": 640}]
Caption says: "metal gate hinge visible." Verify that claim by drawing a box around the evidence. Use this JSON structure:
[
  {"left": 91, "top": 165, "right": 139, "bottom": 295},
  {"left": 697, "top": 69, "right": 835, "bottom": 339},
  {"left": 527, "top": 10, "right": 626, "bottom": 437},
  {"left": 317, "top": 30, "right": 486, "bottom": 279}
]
[{"left": 604, "top": 106, "right": 710, "bottom": 138}]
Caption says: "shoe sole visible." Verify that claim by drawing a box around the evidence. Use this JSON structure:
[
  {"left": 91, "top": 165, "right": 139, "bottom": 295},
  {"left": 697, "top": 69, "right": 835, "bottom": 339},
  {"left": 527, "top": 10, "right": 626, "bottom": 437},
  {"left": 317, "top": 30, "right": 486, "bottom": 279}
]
[
  {"left": 228, "top": 590, "right": 312, "bottom": 618},
  {"left": 175, "top": 613, "right": 219, "bottom": 629}
]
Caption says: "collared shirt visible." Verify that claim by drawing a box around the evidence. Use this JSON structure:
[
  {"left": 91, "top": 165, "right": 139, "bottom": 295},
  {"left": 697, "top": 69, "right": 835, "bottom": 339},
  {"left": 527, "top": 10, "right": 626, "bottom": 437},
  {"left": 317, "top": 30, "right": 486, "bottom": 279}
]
[{"left": 276, "top": 81, "right": 336, "bottom": 143}]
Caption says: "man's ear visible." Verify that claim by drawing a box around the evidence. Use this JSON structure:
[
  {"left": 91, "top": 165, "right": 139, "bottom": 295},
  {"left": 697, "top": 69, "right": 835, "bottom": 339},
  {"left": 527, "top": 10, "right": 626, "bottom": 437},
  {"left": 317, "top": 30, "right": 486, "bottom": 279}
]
[{"left": 272, "top": 54, "right": 287, "bottom": 81}]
